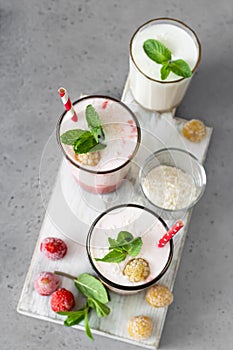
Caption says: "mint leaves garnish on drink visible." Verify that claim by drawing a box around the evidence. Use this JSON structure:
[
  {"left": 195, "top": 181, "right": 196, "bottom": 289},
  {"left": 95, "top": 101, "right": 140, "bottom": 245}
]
[
  {"left": 86, "top": 104, "right": 105, "bottom": 143},
  {"left": 55, "top": 271, "right": 110, "bottom": 340},
  {"left": 60, "top": 104, "right": 106, "bottom": 154},
  {"left": 95, "top": 231, "right": 143, "bottom": 263},
  {"left": 60, "top": 129, "right": 87, "bottom": 145},
  {"left": 143, "top": 39, "right": 192, "bottom": 80},
  {"left": 73, "top": 130, "right": 106, "bottom": 154}
]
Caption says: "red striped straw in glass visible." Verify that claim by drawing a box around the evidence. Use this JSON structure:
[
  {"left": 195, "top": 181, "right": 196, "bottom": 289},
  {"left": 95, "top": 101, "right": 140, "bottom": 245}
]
[
  {"left": 58, "top": 87, "right": 78, "bottom": 122},
  {"left": 158, "top": 220, "right": 184, "bottom": 248}
]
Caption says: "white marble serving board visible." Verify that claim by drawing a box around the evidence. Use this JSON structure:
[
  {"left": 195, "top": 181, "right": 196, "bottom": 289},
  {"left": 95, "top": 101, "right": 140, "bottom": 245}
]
[{"left": 17, "top": 80, "right": 213, "bottom": 349}]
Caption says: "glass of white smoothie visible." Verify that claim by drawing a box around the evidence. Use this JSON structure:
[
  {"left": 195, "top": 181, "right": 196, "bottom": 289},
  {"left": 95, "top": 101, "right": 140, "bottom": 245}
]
[
  {"left": 129, "top": 18, "right": 201, "bottom": 112},
  {"left": 86, "top": 204, "right": 173, "bottom": 295},
  {"left": 57, "top": 95, "right": 141, "bottom": 194}
]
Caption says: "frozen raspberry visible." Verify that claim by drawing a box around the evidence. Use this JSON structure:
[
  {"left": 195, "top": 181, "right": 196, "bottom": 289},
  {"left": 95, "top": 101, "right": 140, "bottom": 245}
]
[
  {"left": 75, "top": 151, "right": 101, "bottom": 166},
  {"left": 182, "top": 119, "right": 206, "bottom": 143},
  {"left": 34, "top": 272, "right": 60, "bottom": 296},
  {"left": 50, "top": 288, "right": 75, "bottom": 312},
  {"left": 128, "top": 315, "right": 153, "bottom": 340},
  {"left": 40, "top": 237, "right": 67, "bottom": 260},
  {"left": 145, "top": 284, "right": 173, "bottom": 308},
  {"left": 123, "top": 258, "right": 150, "bottom": 282}
]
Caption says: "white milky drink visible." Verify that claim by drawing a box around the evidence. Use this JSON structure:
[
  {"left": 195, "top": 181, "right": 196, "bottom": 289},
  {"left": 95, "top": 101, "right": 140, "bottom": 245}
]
[{"left": 129, "top": 18, "right": 201, "bottom": 111}]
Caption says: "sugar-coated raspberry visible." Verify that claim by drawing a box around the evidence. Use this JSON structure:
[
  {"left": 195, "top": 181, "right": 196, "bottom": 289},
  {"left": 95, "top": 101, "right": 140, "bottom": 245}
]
[
  {"left": 34, "top": 272, "right": 60, "bottom": 296},
  {"left": 50, "top": 288, "right": 75, "bottom": 312},
  {"left": 128, "top": 315, "right": 153, "bottom": 340},
  {"left": 75, "top": 151, "right": 101, "bottom": 166},
  {"left": 40, "top": 237, "right": 67, "bottom": 260},
  {"left": 182, "top": 119, "right": 206, "bottom": 143},
  {"left": 123, "top": 258, "right": 150, "bottom": 282},
  {"left": 145, "top": 284, "right": 173, "bottom": 308}
]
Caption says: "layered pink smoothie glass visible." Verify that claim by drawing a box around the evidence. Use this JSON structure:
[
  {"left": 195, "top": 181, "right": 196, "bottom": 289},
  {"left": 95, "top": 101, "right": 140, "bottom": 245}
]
[{"left": 57, "top": 95, "right": 141, "bottom": 194}]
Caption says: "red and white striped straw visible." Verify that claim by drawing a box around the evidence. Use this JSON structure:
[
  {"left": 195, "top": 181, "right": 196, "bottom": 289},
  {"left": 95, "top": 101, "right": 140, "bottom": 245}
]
[
  {"left": 158, "top": 220, "right": 184, "bottom": 248},
  {"left": 58, "top": 87, "right": 78, "bottom": 122}
]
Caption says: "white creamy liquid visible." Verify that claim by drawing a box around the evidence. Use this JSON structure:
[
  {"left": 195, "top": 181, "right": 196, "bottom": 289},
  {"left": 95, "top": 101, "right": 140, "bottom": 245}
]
[
  {"left": 131, "top": 23, "right": 198, "bottom": 82},
  {"left": 129, "top": 21, "right": 200, "bottom": 111},
  {"left": 142, "top": 165, "right": 197, "bottom": 210},
  {"left": 90, "top": 206, "right": 171, "bottom": 287}
]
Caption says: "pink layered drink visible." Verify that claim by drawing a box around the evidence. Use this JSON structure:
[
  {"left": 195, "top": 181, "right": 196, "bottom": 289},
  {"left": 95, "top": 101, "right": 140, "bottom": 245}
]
[{"left": 57, "top": 95, "right": 141, "bottom": 194}]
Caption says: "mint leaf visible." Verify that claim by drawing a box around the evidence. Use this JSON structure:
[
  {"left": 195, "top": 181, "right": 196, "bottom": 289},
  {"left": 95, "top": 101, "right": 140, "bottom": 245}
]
[
  {"left": 84, "top": 311, "right": 93, "bottom": 340},
  {"left": 95, "top": 249, "right": 127, "bottom": 263},
  {"left": 143, "top": 39, "right": 171, "bottom": 64},
  {"left": 73, "top": 131, "right": 106, "bottom": 154},
  {"left": 60, "top": 129, "right": 87, "bottom": 145},
  {"left": 108, "top": 232, "right": 134, "bottom": 249},
  {"left": 169, "top": 59, "right": 192, "bottom": 78},
  {"left": 58, "top": 309, "right": 86, "bottom": 327},
  {"left": 160, "top": 63, "right": 171, "bottom": 80},
  {"left": 88, "top": 298, "right": 110, "bottom": 318},
  {"left": 58, "top": 308, "right": 86, "bottom": 316},
  {"left": 89, "top": 142, "right": 106, "bottom": 152},
  {"left": 108, "top": 237, "right": 120, "bottom": 249},
  {"left": 86, "top": 105, "right": 102, "bottom": 129},
  {"left": 117, "top": 231, "right": 134, "bottom": 244},
  {"left": 73, "top": 131, "right": 98, "bottom": 154},
  {"left": 123, "top": 237, "right": 143, "bottom": 257},
  {"left": 86, "top": 104, "right": 105, "bottom": 143},
  {"left": 74, "top": 273, "right": 109, "bottom": 304}
]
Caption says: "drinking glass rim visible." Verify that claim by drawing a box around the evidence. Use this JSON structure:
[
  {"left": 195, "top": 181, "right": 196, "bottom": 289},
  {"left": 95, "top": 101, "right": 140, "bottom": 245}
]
[
  {"left": 130, "top": 17, "right": 202, "bottom": 84},
  {"left": 56, "top": 95, "right": 141, "bottom": 175}
]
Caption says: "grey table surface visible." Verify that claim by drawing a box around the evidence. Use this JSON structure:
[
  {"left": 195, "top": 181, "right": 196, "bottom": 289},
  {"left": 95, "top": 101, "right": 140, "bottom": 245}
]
[{"left": 1, "top": 0, "right": 232, "bottom": 349}]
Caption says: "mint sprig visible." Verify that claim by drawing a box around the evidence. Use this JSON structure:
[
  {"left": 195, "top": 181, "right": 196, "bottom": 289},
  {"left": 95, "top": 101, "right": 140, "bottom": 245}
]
[
  {"left": 143, "top": 39, "right": 171, "bottom": 64},
  {"left": 86, "top": 104, "right": 105, "bottom": 143},
  {"left": 95, "top": 231, "right": 143, "bottom": 263},
  {"left": 55, "top": 271, "right": 110, "bottom": 340},
  {"left": 73, "top": 130, "right": 106, "bottom": 154},
  {"left": 143, "top": 39, "right": 192, "bottom": 80},
  {"left": 74, "top": 273, "right": 109, "bottom": 303},
  {"left": 169, "top": 59, "right": 193, "bottom": 78},
  {"left": 87, "top": 297, "right": 111, "bottom": 318},
  {"left": 60, "top": 104, "right": 106, "bottom": 154},
  {"left": 160, "top": 62, "right": 171, "bottom": 80},
  {"left": 60, "top": 129, "right": 87, "bottom": 145}
]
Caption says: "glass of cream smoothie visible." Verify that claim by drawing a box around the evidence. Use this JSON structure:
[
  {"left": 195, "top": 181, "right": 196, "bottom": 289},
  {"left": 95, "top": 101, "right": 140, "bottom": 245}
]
[
  {"left": 129, "top": 18, "right": 201, "bottom": 112},
  {"left": 57, "top": 95, "right": 141, "bottom": 194},
  {"left": 86, "top": 204, "right": 173, "bottom": 295}
]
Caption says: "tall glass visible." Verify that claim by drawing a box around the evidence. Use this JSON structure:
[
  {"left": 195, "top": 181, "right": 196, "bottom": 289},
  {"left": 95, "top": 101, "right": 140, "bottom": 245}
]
[
  {"left": 129, "top": 18, "right": 201, "bottom": 112},
  {"left": 57, "top": 95, "right": 141, "bottom": 194}
]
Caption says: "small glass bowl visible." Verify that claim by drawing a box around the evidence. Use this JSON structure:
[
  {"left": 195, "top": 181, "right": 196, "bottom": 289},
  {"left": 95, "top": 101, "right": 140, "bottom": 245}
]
[
  {"left": 86, "top": 204, "right": 173, "bottom": 295},
  {"left": 139, "top": 148, "right": 207, "bottom": 219}
]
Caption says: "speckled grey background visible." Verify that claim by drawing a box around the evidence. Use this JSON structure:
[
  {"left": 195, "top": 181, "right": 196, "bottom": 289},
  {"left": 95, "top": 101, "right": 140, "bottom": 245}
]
[{"left": 1, "top": 0, "right": 232, "bottom": 349}]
